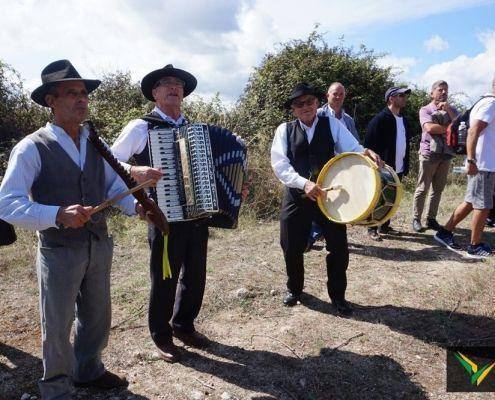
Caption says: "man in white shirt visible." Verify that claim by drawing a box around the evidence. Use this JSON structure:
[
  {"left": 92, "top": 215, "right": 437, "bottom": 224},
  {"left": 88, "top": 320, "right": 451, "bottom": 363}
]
[
  {"left": 364, "top": 87, "right": 412, "bottom": 241},
  {"left": 111, "top": 65, "right": 210, "bottom": 362},
  {"left": 271, "top": 82, "right": 382, "bottom": 316},
  {"left": 0, "top": 60, "right": 136, "bottom": 399},
  {"left": 435, "top": 78, "right": 495, "bottom": 258}
]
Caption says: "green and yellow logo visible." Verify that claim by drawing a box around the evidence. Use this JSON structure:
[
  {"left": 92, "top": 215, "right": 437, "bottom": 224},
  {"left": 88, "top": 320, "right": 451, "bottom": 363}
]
[{"left": 454, "top": 352, "right": 495, "bottom": 386}]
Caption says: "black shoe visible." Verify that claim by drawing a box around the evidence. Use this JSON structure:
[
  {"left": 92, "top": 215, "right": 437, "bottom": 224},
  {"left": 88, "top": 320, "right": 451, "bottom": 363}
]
[
  {"left": 332, "top": 299, "right": 353, "bottom": 317},
  {"left": 487, "top": 218, "right": 495, "bottom": 228},
  {"left": 283, "top": 292, "right": 300, "bottom": 307},
  {"left": 173, "top": 329, "right": 210, "bottom": 348},
  {"left": 412, "top": 218, "right": 423, "bottom": 232},
  {"left": 378, "top": 225, "right": 398, "bottom": 235},
  {"left": 74, "top": 370, "right": 128, "bottom": 389},
  {"left": 368, "top": 229, "right": 382, "bottom": 241},
  {"left": 156, "top": 342, "right": 182, "bottom": 363},
  {"left": 426, "top": 218, "right": 442, "bottom": 231}
]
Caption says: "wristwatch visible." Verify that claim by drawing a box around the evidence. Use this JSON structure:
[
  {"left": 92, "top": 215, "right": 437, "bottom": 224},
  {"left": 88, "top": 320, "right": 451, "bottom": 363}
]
[{"left": 467, "top": 158, "right": 477, "bottom": 165}]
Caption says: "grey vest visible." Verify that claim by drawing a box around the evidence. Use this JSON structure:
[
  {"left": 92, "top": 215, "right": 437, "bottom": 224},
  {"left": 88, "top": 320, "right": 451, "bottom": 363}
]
[{"left": 29, "top": 128, "right": 108, "bottom": 246}]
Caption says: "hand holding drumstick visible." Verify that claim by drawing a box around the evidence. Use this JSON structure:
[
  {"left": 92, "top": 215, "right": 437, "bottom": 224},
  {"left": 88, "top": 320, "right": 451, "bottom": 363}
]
[{"left": 303, "top": 181, "right": 342, "bottom": 201}]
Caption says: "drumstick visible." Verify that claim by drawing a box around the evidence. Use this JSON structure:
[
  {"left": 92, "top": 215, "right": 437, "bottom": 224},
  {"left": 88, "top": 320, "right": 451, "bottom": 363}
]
[
  {"left": 90, "top": 179, "right": 155, "bottom": 215},
  {"left": 302, "top": 185, "right": 342, "bottom": 199}
]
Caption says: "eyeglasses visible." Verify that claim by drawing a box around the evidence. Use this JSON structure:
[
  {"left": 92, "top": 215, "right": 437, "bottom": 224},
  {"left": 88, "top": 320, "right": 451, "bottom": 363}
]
[
  {"left": 292, "top": 97, "right": 316, "bottom": 108},
  {"left": 154, "top": 77, "right": 185, "bottom": 89}
]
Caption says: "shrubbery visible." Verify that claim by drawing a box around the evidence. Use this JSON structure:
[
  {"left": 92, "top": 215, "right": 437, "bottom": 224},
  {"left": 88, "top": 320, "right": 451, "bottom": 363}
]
[{"left": 1, "top": 32, "right": 438, "bottom": 220}]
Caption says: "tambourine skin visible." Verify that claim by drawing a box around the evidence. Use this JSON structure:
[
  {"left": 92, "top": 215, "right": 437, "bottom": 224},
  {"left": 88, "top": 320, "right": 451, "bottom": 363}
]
[{"left": 316, "top": 152, "right": 403, "bottom": 226}]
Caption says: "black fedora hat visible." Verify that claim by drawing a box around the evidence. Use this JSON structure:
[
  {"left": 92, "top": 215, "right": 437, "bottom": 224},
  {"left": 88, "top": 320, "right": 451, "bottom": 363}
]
[
  {"left": 284, "top": 82, "right": 324, "bottom": 109},
  {"left": 31, "top": 60, "right": 101, "bottom": 107},
  {"left": 141, "top": 64, "right": 197, "bottom": 101}
]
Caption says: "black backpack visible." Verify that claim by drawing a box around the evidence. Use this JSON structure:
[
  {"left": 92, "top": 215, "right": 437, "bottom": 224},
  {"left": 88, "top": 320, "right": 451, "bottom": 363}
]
[
  {"left": 447, "top": 95, "right": 495, "bottom": 154},
  {"left": 0, "top": 219, "right": 16, "bottom": 246}
]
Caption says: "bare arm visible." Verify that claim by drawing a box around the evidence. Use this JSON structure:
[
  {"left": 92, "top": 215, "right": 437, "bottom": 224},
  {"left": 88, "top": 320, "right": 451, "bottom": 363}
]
[{"left": 465, "top": 119, "right": 488, "bottom": 175}]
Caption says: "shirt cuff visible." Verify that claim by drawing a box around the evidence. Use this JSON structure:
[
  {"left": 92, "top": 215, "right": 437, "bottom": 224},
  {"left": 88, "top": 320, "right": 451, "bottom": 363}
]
[
  {"left": 43, "top": 205, "right": 61, "bottom": 229},
  {"left": 295, "top": 176, "right": 308, "bottom": 190}
]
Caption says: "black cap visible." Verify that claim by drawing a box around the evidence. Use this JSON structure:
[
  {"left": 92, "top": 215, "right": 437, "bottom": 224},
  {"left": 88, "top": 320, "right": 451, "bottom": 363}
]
[{"left": 384, "top": 87, "right": 411, "bottom": 102}]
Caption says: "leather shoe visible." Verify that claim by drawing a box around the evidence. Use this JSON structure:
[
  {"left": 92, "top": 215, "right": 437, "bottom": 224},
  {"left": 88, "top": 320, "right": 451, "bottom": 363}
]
[
  {"left": 283, "top": 292, "right": 300, "bottom": 307},
  {"left": 412, "top": 218, "right": 423, "bottom": 232},
  {"left": 74, "top": 370, "right": 128, "bottom": 389},
  {"left": 156, "top": 342, "right": 182, "bottom": 363},
  {"left": 378, "top": 225, "right": 398, "bottom": 235},
  {"left": 426, "top": 218, "right": 441, "bottom": 231},
  {"left": 332, "top": 299, "right": 353, "bottom": 317},
  {"left": 487, "top": 218, "right": 495, "bottom": 228},
  {"left": 173, "top": 330, "right": 210, "bottom": 348}
]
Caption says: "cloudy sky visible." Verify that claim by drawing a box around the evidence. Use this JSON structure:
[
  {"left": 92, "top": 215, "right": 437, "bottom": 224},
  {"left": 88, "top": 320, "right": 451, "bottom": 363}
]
[{"left": 1, "top": 0, "right": 494, "bottom": 105}]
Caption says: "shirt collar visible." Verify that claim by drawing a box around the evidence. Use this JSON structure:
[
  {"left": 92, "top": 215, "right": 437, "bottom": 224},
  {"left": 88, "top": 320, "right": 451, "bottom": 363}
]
[
  {"left": 45, "top": 122, "right": 88, "bottom": 141},
  {"left": 153, "top": 106, "right": 186, "bottom": 127},
  {"left": 299, "top": 116, "right": 318, "bottom": 132}
]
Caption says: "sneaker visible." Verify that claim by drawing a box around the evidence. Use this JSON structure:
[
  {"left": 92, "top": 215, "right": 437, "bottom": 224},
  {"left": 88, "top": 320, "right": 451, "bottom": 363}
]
[
  {"left": 426, "top": 218, "right": 442, "bottom": 231},
  {"left": 368, "top": 229, "right": 382, "bottom": 242},
  {"left": 486, "top": 218, "right": 495, "bottom": 228},
  {"left": 434, "top": 229, "right": 461, "bottom": 250},
  {"left": 283, "top": 292, "right": 300, "bottom": 307},
  {"left": 467, "top": 243, "right": 492, "bottom": 259},
  {"left": 412, "top": 218, "right": 423, "bottom": 232}
]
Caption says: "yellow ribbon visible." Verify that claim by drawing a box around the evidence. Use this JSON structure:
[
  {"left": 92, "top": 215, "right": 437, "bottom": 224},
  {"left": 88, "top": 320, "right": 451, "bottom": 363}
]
[{"left": 162, "top": 234, "right": 171, "bottom": 279}]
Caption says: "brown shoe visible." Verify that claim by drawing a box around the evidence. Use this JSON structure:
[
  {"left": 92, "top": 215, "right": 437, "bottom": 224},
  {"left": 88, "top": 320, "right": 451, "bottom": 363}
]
[
  {"left": 156, "top": 342, "right": 182, "bottom": 363},
  {"left": 74, "top": 370, "right": 128, "bottom": 389},
  {"left": 173, "top": 329, "right": 210, "bottom": 348}
]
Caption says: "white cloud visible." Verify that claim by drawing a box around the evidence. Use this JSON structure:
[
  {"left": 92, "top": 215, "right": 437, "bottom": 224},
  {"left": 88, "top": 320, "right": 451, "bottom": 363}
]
[
  {"left": 0, "top": 0, "right": 493, "bottom": 104},
  {"left": 417, "top": 30, "right": 495, "bottom": 103},
  {"left": 376, "top": 55, "right": 419, "bottom": 77},
  {"left": 424, "top": 35, "right": 450, "bottom": 53}
]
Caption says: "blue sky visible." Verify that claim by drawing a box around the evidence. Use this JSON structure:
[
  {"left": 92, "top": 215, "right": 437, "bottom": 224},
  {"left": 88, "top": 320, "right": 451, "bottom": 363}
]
[{"left": 1, "top": 0, "right": 494, "bottom": 105}]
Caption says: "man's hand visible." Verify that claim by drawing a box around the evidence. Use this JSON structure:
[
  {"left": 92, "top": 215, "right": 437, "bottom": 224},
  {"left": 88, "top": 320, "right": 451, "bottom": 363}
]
[
  {"left": 466, "top": 161, "right": 479, "bottom": 176},
  {"left": 56, "top": 205, "right": 93, "bottom": 228},
  {"left": 241, "top": 179, "right": 251, "bottom": 201},
  {"left": 130, "top": 166, "right": 163, "bottom": 186},
  {"left": 304, "top": 181, "right": 324, "bottom": 201},
  {"left": 136, "top": 203, "right": 147, "bottom": 220},
  {"left": 363, "top": 148, "right": 385, "bottom": 168}
]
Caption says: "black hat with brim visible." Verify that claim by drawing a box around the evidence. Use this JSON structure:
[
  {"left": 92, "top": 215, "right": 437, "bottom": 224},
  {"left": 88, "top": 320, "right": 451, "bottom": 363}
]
[
  {"left": 284, "top": 82, "right": 324, "bottom": 109},
  {"left": 141, "top": 64, "right": 197, "bottom": 101},
  {"left": 31, "top": 59, "right": 101, "bottom": 107}
]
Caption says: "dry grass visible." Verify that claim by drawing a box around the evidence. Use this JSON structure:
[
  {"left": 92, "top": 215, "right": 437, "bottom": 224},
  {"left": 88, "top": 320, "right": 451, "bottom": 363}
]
[{"left": 1, "top": 183, "right": 495, "bottom": 400}]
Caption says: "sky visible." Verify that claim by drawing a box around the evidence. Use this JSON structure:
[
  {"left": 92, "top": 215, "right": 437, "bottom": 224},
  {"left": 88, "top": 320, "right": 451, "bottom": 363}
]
[{"left": 1, "top": 0, "right": 494, "bottom": 106}]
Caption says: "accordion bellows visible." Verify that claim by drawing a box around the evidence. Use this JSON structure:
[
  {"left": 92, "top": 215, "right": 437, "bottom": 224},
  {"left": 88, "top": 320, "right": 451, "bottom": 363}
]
[{"left": 148, "top": 123, "right": 247, "bottom": 228}]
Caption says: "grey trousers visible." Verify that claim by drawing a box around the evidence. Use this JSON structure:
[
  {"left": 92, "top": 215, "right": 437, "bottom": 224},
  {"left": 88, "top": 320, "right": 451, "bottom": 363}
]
[
  {"left": 36, "top": 234, "right": 113, "bottom": 400},
  {"left": 413, "top": 154, "right": 452, "bottom": 220}
]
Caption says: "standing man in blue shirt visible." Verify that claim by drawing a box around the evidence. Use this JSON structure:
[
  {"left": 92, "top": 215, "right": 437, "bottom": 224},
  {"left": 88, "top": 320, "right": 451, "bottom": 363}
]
[{"left": 0, "top": 60, "right": 138, "bottom": 399}]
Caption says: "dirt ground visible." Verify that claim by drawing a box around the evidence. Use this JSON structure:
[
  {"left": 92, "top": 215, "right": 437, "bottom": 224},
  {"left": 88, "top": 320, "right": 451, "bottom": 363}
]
[{"left": 1, "top": 189, "right": 495, "bottom": 400}]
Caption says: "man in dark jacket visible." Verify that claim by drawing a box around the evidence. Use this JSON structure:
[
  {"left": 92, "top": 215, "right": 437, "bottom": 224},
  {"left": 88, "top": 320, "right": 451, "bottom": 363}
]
[{"left": 364, "top": 87, "right": 412, "bottom": 241}]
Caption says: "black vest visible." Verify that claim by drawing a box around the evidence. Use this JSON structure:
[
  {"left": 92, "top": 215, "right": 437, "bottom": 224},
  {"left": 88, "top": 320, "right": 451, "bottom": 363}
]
[
  {"left": 284, "top": 116, "right": 335, "bottom": 204},
  {"left": 29, "top": 128, "right": 107, "bottom": 246},
  {"left": 286, "top": 116, "right": 335, "bottom": 181}
]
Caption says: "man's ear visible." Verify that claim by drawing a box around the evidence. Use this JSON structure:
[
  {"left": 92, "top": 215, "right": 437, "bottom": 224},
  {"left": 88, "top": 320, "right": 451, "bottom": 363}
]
[{"left": 45, "top": 94, "right": 55, "bottom": 108}]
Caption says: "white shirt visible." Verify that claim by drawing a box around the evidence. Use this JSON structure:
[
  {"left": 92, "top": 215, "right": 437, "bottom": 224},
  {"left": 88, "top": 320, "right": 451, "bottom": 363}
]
[
  {"left": 0, "top": 123, "right": 137, "bottom": 231},
  {"left": 469, "top": 95, "right": 495, "bottom": 172},
  {"left": 111, "top": 106, "right": 186, "bottom": 164},
  {"left": 271, "top": 116, "right": 364, "bottom": 189},
  {"left": 394, "top": 115, "right": 406, "bottom": 173}
]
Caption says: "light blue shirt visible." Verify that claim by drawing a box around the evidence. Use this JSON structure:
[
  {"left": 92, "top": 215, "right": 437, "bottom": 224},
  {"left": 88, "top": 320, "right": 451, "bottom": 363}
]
[
  {"left": 0, "top": 122, "right": 136, "bottom": 231},
  {"left": 318, "top": 104, "right": 360, "bottom": 141}
]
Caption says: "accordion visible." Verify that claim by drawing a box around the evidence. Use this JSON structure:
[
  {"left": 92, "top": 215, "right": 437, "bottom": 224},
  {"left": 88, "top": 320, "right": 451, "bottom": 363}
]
[{"left": 148, "top": 123, "right": 247, "bottom": 228}]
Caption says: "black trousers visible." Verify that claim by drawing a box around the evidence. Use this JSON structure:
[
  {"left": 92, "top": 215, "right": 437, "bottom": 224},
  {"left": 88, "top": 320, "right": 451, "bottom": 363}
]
[
  {"left": 148, "top": 221, "right": 208, "bottom": 346},
  {"left": 280, "top": 192, "right": 349, "bottom": 301}
]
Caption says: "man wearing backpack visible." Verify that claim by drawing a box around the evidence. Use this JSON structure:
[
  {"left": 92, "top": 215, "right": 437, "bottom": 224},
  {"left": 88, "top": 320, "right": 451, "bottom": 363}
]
[
  {"left": 434, "top": 78, "right": 495, "bottom": 258},
  {"left": 412, "top": 80, "right": 459, "bottom": 233}
]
